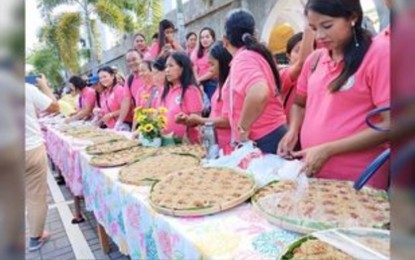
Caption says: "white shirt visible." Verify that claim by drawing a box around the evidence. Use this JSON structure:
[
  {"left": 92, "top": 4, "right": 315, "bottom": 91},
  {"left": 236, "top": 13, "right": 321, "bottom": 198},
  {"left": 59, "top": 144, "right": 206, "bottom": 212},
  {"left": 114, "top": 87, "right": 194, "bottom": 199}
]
[{"left": 25, "top": 83, "right": 52, "bottom": 151}]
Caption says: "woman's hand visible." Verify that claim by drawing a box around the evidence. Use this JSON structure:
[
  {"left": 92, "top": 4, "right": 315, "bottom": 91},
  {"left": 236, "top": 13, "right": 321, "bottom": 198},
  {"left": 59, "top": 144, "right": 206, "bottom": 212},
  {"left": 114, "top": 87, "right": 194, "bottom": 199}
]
[
  {"left": 101, "top": 113, "right": 113, "bottom": 124},
  {"left": 175, "top": 112, "right": 188, "bottom": 125},
  {"left": 186, "top": 114, "right": 203, "bottom": 126},
  {"left": 291, "top": 144, "right": 333, "bottom": 177},
  {"left": 277, "top": 129, "right": 299, "bottom": 158}
]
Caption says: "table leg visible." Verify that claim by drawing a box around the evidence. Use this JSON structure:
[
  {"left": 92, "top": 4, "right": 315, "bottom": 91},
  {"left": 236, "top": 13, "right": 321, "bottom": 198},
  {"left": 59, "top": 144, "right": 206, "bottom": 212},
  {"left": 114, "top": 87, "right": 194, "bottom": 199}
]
[
  {"left": 74, "top": 196, "right": 84, "bottom": 220},
  {"left": 97, "top": 224, "right": 110, "bottom": 253}
]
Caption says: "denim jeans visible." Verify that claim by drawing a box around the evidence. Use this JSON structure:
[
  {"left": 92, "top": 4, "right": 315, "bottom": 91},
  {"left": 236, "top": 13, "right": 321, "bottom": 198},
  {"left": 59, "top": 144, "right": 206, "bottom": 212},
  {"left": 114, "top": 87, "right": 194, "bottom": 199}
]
[
  {"left": 202, "top": 79, "right": 218, "bottom": 101},
  {"left": 254, "top": 124, "right": 288, "bottom": 154}
]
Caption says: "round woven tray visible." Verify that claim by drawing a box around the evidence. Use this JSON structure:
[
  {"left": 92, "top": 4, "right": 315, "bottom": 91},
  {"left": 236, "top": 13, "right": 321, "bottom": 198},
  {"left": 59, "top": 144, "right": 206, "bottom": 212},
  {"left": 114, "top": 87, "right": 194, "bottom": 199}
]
[
  {"left": 118, "top": 153, "right": 200, "bottom": 186},
  {"left": 149, "top": 167, "right": 257, "bottom": 217},
  {"left": 278, "top": 228, "right": 390, "bottom": 260},
  {"left": 86, "top": 139, "right": 139, "bottom": 155},
  {"left": 251, "top": 179, "right": 390, "bottom": 234},
  {"left": 89, "top": 146, "right": 159, "bottom": 168}
]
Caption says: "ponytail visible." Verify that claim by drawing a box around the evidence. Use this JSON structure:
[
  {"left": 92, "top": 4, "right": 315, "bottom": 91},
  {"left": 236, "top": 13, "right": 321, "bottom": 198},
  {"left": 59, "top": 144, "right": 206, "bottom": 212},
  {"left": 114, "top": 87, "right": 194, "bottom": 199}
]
[{"left": 241, "top": 33, "right": 282, "bottom": 93}]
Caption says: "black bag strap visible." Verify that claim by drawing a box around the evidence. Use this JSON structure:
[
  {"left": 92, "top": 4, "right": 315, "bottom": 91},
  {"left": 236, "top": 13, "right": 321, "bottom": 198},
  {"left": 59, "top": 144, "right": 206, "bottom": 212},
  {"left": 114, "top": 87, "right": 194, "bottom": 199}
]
[
  {"left": 127, "top": 74, "right": 136, "bottom": 107},
  {"left": 310, "top": 50, "right": 323, "bottom": 73}
]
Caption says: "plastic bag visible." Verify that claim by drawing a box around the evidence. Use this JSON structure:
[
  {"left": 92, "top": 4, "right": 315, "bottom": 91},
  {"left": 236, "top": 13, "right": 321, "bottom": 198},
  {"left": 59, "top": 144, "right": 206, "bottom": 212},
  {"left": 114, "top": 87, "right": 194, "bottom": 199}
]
[
  {"left": 277, "top": 159, "right": 309, "bottom": 192},
  {"left": 246, "top": 154, "right": 287, "bottom": 187},
  {"left": 203, "top": 141, "right": 262, "bottom": 169}
]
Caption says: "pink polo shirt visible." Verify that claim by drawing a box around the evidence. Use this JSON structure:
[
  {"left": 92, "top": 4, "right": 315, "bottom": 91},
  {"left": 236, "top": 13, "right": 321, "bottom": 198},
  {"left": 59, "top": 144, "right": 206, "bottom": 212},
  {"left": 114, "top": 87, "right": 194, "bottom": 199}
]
[
  {"left": 149, "top": 41, "right": 181, "bottom": 58},
  {"left": 228, "top": 48, "right": 286, "bottom": 141},
  {"left": 156, "top": 84, "right": 203, "bottom": 144},
  {"left": 191, "top": 49, "right": 210, "bottom": 79},
  {"left": 100, "top": 84, "right": 126, "bottom": 128},
  {"left": 136, "top": 84, "right": 160, "bottom": 109},
  {"left": 210, "top": 82, "right": 231, "bottom": 153},
  {"left": 123, "top": 74, "right": 144, "bottom": 106},
  {"left": 77, "top": 87, "right": 96, "bottom": 110},
  {"left": 297, "top": 43, "right": 390, "bottom": 189},
  {"left": 140, "top": 47, "right": 153, "bottom": 60},
  {"left": 280, "top": 67, "right": 297, "bottom": 121}
]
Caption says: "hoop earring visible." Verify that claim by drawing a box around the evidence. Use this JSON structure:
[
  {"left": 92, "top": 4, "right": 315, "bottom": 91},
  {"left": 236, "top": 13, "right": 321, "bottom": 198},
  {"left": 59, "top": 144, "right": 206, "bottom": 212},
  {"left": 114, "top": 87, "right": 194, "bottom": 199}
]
[{"left": 353, "top": 25, "right": 360, "bottom": 48}]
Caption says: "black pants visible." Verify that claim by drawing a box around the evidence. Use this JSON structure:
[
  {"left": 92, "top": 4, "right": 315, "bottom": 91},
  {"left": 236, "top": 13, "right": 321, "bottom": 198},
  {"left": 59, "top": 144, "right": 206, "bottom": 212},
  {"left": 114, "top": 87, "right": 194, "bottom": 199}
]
[{"left": 254, "top": 124, "right": 288, "bottom": 154}]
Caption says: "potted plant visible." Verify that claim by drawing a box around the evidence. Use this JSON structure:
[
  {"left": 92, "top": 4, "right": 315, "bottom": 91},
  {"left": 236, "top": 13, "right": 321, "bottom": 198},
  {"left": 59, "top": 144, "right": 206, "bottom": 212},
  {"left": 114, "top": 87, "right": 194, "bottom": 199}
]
[{"left": 134, "top": 106, "right": 168, "bottom": 147}]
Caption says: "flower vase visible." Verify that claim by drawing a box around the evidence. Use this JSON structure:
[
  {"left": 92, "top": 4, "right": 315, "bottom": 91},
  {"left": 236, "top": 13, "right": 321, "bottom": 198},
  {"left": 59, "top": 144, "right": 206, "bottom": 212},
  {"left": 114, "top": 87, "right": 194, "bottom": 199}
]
[{"left": 140, "top": 136, "right": 162, "bottom": 147}]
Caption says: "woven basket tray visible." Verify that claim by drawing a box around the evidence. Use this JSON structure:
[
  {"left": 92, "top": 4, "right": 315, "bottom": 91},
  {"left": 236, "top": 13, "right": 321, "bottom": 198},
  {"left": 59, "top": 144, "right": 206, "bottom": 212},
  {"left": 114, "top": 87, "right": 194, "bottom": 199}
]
[
  {"left": 251, "top": 179, "right": 390, "bottom": 234},
  {"left": 149, "top": 167, "right": 257, "bottom": 217}
]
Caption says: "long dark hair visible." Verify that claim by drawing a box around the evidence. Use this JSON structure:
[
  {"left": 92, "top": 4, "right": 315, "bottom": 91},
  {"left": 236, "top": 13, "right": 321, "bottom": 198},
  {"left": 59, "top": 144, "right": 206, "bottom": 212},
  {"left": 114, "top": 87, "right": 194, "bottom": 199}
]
[
  {"left": 286, "top": 32, "right": 303, "bottom": 55},
  {"left": 158, "top": 19, "right": 176, "bottom": 54},
  {"left": 152, "top": 56, "right": 166, "bottom": 71},
  {"left": 305, "top": 0, "right": 372, "bottom": 92},
  {"left": 97, "top": 66, "right": 117, "bottom": 89},
  {"left": 161, "top": 51, "right": 197, "bottom": 102},
  {"left": 69, "top": 75, "right": 87, "bottom": 91},
  {"left": 197, "top": 27, "right": 216, "bottom": 59},
  {"left": 209, "top": 41, "right": 232, "bottom": 101},
  {"left": 224, "top": 9, "right": 281, "bottom": 93},
  {"left": 186, "top": 32, "right": 197, "bottom": 40}
]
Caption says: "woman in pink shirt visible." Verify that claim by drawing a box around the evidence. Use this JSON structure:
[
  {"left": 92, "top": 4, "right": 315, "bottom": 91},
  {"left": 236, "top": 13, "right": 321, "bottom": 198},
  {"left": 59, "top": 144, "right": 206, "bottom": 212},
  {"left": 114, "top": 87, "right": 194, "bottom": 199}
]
[
  {"left": 65, "top": 75, "right": 96, "bottom": 122},
  {"left": 150, "top": 19, "right": 184, "bottom": 58},
  {"left": 181, "top": 41, "right": 233, "bottom": 153},
  {"left": 133, "top": 33, "right": 153, "bottom": 60},
  {"left": 157, "top": 51, "right": 203, "bottom": 144},
  {"left": 132, "top": 60, "right": 160, "bottom": 130},
  {"left": 278, "top": 0, "right": 390, "bottom": 189},
  {"left": 223, "top": 9, "right": 287, "bottom": 154},
  {"left": 191, "top": 27, "right": 217, "bottom": 101},
  {"left": 185, "top": 32, "right": 197, "bottom": 56},
  {"left": 97, "top": 66, "right": 131, "bottom": 129},
  {"left": 280, "top": 27, "right": 314, "bottom": 121}
]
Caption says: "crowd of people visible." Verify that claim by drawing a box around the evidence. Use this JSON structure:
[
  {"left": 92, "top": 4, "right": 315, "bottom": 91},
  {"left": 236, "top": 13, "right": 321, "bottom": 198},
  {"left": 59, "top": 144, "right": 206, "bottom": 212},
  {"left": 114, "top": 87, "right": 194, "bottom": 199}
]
[
  {"left": 24, "top": 0, "right": 392, "bottom": 252},
  {"left": 58, "top": 0, "right": 390, "bottom": 189}
]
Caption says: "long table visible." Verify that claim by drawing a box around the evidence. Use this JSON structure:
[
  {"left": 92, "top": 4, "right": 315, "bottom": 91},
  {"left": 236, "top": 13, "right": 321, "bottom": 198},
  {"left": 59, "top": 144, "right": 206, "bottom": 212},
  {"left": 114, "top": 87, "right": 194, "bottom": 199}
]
[{"left": 45, "top": 124, "right": 301, "bottom": 259}]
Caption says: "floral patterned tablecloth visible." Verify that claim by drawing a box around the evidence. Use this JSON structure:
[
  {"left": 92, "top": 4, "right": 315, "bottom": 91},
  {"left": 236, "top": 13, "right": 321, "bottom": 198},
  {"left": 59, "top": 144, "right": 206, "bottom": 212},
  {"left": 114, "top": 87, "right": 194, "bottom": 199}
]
[
  {"left": 44, "top": 127, "right": 87, "bottom": 196},
  {"left": 43, "top": 123, "right": 301, "bottom": 259},
  {"left": 79, "top": 150, "right": 301, "bottom": 259}
]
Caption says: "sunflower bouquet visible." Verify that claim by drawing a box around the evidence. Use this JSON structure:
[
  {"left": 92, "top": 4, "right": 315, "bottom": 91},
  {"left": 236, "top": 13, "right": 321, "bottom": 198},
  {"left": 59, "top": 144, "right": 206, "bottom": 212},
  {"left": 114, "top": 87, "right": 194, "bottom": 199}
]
[{"left": 134, "top": 106, "right": 168, "bottom": 140}]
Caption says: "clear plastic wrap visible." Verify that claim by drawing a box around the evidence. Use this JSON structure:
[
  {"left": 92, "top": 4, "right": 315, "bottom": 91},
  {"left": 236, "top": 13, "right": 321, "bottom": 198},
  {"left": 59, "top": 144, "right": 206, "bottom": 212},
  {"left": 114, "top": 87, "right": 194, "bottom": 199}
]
[{"left": 279, "top": 228, "right": 390, "bottom": 260}]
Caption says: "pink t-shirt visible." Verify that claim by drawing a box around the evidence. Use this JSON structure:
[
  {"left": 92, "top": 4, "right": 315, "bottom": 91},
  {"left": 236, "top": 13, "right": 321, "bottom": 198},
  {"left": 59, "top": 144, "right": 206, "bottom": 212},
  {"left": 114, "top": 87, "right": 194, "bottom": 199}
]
[
  {"left": 210, "top": 82, "right": 232, "bottom": 153},
  {"left": 136, "top": 84, "right": 160, "bottom": 109},
  {"left": 77, "top": 87, "right": 96, "bottom": 110},
  {"left": 123, "top": 74, "right": 144, "bottom": 106},
  {"left": 156, "top": 84, "right": 203, "bottom": 144},
  {"left": 191, "top": 49, "right": 210, "bottom": 79},
  {"left": 140, "top": 47, "right": 153, "bottom": 60},
  {"left": 228, "top": 48, "right": 286, "bottom": 141},
  {"left": 100, "top": 84, "right": 125, "bottom": 128},
  {"left": 149, "top": 41, "right": 181, "bottom": 58},
  {"left": 296, "top": 43, "right": 390, "bottom": 189},
  {"left": 280, "top": 67, "right": 297, "bottom": 121}
]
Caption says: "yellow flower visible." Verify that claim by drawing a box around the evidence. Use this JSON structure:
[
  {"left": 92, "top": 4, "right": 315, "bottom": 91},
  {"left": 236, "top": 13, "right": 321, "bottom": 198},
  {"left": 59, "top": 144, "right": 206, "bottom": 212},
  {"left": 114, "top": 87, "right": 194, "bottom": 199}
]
[
  {"left": 147, "top": 108, "right": 156, "bottom": 114},
  {"left": 143, "top": 124, "right": 154, "bottom": 133},
  {"left": 158, "top": 106, "right": 168, "bottom": 114},
  {"left": 158, "top": 115, "right": 167, "bottom": 122},
  {"left": 136, "top": 114, "right": 146, "bottom": 123},
  {"left": 134, "top": 106, "right": 143, "bottom": 114}
]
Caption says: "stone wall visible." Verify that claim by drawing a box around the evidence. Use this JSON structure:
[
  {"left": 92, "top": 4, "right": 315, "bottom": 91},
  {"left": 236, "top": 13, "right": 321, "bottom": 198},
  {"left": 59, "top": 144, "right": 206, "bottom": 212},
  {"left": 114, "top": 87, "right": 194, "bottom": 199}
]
[
  {"left": 165, "top": 0, "right": 279, "bottom": 44},
  {"left": 81, "top": 34, "right": 134, "bottom": 76}
]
